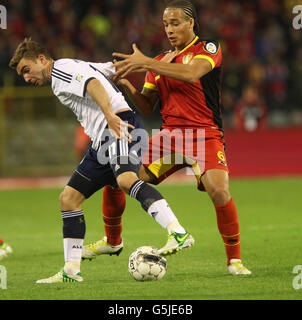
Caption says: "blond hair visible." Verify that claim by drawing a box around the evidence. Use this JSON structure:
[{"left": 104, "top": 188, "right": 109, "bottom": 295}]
[{"left": 9, "top": 37, "right": 52, "bottom": 70}]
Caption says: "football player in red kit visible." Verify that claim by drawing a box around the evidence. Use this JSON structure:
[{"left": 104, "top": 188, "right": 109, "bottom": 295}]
[{"left": 84, "top": 0, "right": 251, "bottom": 275}]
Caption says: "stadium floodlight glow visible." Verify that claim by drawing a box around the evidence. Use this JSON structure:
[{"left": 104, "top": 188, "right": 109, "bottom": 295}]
[
  {"left": 0, "top": 5, "right": 7, "bottom": 30},
  {"left": 293, "top": 5, "right": 302, "bottom": 30}
]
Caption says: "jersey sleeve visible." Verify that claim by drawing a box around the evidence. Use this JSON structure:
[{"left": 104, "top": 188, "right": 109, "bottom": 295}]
[
  {"left": 144, "top": 70, "right": 157, "bottom": 91},
  {"left": 193, "top": 40, "right": 222, "bottom": 70},
  {"left": 92, "top": 62, "right": 115, "bottom": 79},
  {"left": 52, "top": 60, "right": 97, "bottom": 98},
  {"left": 143, "top": 55, "right": 166, "bottom": 91}
]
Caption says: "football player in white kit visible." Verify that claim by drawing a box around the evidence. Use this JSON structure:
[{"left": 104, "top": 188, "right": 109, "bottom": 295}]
[{"left": 9, "top": 38, "right": 194, "bottom": 283}]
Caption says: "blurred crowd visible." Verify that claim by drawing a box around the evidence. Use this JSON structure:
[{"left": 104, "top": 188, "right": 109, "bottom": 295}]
[{"left": 0, "top": 0, "right": 301, "bottom": 129}]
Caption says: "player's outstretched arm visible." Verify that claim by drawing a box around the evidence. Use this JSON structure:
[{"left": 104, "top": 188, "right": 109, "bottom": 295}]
[
  {"left": 86, "top": 78, "right": 134, "bottom": 141},
  {"left": 113, "top": 44, "right": 212, "bottom": 84}
]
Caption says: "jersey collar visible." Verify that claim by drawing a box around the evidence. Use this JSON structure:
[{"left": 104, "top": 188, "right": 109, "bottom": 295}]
[{"left": 177, "top": 36, "right": 199, "bottom": 55}]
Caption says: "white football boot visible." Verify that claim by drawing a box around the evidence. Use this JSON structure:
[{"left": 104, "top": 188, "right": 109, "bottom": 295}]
[
  {"left": 158, "top": 232, "right": 195, "bottom": 256},
  {"left": 228, "top": 259, "right": 252, "bottom": 275},
  {"left": 82, "top": 236, "right": 123, "bottom": 260},
  {"left": 36, "top": 269, "right": 83, "bottom": 283},
  {"left": 0, "top": 242, "right": 13, "bottom": 261}
]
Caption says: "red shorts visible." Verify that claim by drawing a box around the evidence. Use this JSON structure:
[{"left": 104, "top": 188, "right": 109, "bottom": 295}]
[{"left": 141, "top": 128, "right": 229, "bottom": 191}]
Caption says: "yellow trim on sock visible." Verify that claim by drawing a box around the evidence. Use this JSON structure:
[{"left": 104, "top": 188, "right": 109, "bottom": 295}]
[
  {"left": 104, "top": 223, "right": 122, "bottom": 227},
  {"left": 224, "top": 241, "right": 241, "bottom": 247},
  {"left": 221, "top": 232, "right": 240, "bottom": 238},
  {"left": 103, "top": 215, "right": 123, "bottom": 220}
]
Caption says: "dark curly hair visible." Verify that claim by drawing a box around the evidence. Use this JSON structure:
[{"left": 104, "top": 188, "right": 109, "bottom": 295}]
[{"left": 165, "top": 0, "right": 200, "bottom": 34}]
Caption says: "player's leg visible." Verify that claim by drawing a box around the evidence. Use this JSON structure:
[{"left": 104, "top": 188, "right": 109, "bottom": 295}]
[
  {"left": 36, "top": 183, "right": 87, "bottom": 283},
  {"left": 113, "top": 112, "right": 194, "bottom": 255},
  {"left": 88, "top": 150, "right": 163, "bottom": 259},
  {"left": 59, "top": 185, "right": 86, "bottom": 276},
  {"left": 37, "top": 148, "right": 106, "bottom": 283},
  {"left": 107, "top": 112, "right": 193, "bottom": 256},
  {"left": 138, "top": 134, "right": 195, "bottom": 256},
  {"left": 117, "top": 170, "right": 186, "bottom": 236},
  {"left": 83, "top": 163, "right": 173, "bottom": 260},
  {"left": 115, "top": 169, "right": 194, "bottom": 256},
  {"left": 200, "top": 169, "right": 251, "bottom": 275},
  {"left": 82, "top": 185, "right": 125, "bottom": 260},
  {"left": 102, "top": 186, "right": 125, "bottom": 246}
]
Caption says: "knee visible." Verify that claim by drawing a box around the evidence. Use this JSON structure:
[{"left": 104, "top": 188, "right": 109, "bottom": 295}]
[
  {"left": 116, "top": 179, "right": 129, "bottom": 194},
  {"left": 208, "top": 186, "right": 231, "bottom": 206},
  {"left": 116, "top": 172, "right": 138, "bottom": 194},
  {"left": 59, "top": 190, "right": 73, "bottom": 209},
  {"left": 59, "top": 187, "right": 84, "bottom": 210}
]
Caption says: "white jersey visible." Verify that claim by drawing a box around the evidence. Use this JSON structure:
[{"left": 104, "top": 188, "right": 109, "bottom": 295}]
[{"left": 51, "top": 58, "right": 131, "bottom": 150}]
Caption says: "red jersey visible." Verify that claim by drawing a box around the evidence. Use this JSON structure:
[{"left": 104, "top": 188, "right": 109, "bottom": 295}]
[{"left": 144, "top": 36, "right": 223, "bottom": 130}]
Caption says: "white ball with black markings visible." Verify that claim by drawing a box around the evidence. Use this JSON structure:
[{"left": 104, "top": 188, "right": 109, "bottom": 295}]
[{"left": 128, "top": 246, "right": 167, "bottom": 281}]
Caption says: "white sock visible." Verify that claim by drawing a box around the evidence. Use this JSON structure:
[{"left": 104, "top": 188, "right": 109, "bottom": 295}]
[
  {"left": 63, "top": 238, "right": 83, "bottom": 272},
  {"left": 167, "top": 220, "right": 186, "bottom": 235},
  {"left": 147, "top": 199, "right": 185, "bottom": 233},
  {"left": 64, "top": 261, "right": 81, "bottom": 275}
]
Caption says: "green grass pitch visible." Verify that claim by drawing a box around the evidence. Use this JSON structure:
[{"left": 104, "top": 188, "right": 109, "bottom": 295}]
[{"left": 0, "top": 177, "right": 301, "bottom": 300}]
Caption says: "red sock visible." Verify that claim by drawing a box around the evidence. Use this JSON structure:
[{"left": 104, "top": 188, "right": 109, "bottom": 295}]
[
  {"left": 215, "top": 198, "right": 241, "bottom": 265},
  {"left": 102, "top": 186, "right": 126, "bottom": 246}
]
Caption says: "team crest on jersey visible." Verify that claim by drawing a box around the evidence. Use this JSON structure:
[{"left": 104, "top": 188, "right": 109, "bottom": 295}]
[
  {"left": 204, "top": 42, "right": 218, "bottom": 54},
  {"left": 182, "top": 52, "right": 194, "bottom": 65},
  {"left": 75, "top": 74, "right": 83, "bottom": 82}
]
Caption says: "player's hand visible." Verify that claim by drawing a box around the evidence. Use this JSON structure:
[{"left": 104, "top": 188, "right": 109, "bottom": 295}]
[
  {"left": 112, "top": 44, "right": 149, "bottom": 78},
  {"left": 112, "top": 75, "right": 128, "bottom": 86},
  {"left": 160, "top": 50, "right": 178, "bottom": 63},
  {"left": 112, "top": 59, "right": 129, "bottom": 85},
  {"left": 107, "top": 113, "right": 134, "bottom": 142}
]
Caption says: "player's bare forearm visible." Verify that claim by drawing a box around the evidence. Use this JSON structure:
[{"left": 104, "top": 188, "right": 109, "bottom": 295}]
[
  {"left": 87, "top": 78, "right": 115, "bottom": 120},
  {"left": 113, "top": 44, "right": 212, "bottom": 84},
  {"left": 144, "top": 58, "right": 211, "bottom": 84},
  {"left": 86, "top": 78, "right": 134, "bottom": 141},
  {"left": 118, "top": 79, "right": 155, "bottom": 116}
]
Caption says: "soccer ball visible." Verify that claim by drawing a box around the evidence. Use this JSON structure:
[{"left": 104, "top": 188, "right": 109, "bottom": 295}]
[{"left": 128, "top": 246, "right": 167, "bottom": 281}]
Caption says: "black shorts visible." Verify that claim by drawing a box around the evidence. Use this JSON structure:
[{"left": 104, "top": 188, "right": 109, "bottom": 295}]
[{"left": 67, "top": 110, "right": 148, "bottom": 198}]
